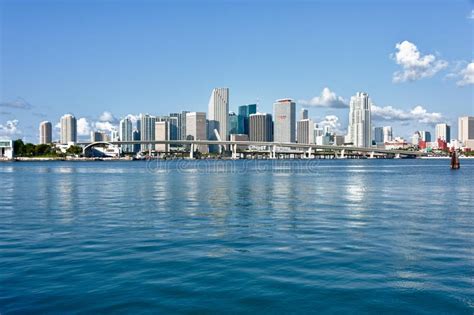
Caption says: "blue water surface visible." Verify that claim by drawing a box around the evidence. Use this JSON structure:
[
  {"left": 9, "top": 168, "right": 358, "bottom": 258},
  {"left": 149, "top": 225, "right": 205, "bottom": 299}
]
[{"left": 0, "top": 159, "right": 473, "bottom": 314}]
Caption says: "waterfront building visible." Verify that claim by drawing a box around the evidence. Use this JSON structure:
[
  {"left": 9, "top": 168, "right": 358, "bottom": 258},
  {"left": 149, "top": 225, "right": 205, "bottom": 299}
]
[
  {"left": 435, "top": 123, "right": 451, "bottom": 142},
  {"left": 301, "top": 108, "right": 308, "bottom": 120},
  {"left": 140, "top": 114, "right": 156, "bottom": 152},
  {"left": 119, "top": 117, "right": 134, "bottom": 153},
  {"left": 186, "top": 112, "right": 208, "bottom": 153},
  {"left": 297, "top": 119, "right": 314, "bottom": 144},
  {"left": 208, "top": 88, "right": 229, "bottom": 142},
  {"left": 420, "top": 131, "right": 431, "bottom": 142},
  {"left": 170, "top": 113, "right": 182, "bottom": 141},
  {"left": 383, "top": 126, "right": 393, "bottom": 143},
  {"left": 249, "top": 113, "right": 273, "bottom": 142},
  {"left": 155, "top": 121, "right": 169, "bottom": 152},
  {"left": 132, "top": 129, "right": 140, "bottom": 153},
  {"left": 334, "top": 135, "right": 345, "bottom": 146},
  {"left": 0, "top": 140, "right": 13, "bottom": 159},
  {"left": 60, "top": 114, "right": 77, "bottom": 144},
  {"left": 458, "top": 116, "right": 473, "bottom": 145},
  {"left": 273, "top": 98, "right": 296, "bottom": 143},
  {"left": 237, "top": 104, "right": 257, "bottom": 135},
  {"left": 229, "top": 112, "right": 238, "bottom": 135},
  {"left": 39, "top": 121, "right": 52, "bottom": 144},
  {"left": 374, "top": 127, "right": 384, "bottom": 144},
  {"left": 412, "top": 131, "right": 421, "bottom": 146},
  {"left": 90, "top": 131, "right": 110, "bottom": 142},
  {"left": 110, "top": 129, "right": 119, "bottom": 142},
  {"left": 347, "top": 92, "right": 371, "bottom": 147},
  {"left": 180, "top": 111, "right": 189, "bottom": 140}
]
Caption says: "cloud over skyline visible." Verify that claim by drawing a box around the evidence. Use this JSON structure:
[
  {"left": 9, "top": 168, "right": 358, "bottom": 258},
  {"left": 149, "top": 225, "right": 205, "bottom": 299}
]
[
  {"left": 372, "top": 104, "right": 443, "bottom": 125},
  {"left": 0, "top": 119, "right": 21, "bottom": 138},
  {"left": 299, "top": 88, "right": 348, "bottom": 108},
  {"left": 391, "top": 41, "right": 448, "bottom": 83}
]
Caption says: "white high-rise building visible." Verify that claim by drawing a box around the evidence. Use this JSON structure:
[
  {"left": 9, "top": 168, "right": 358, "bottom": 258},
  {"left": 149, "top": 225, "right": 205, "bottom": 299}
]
[
  {"left": 273, "top": 98, "right": 296, "bottom": 143},
  {"left": 140, "top": 114, "right": 156, "bottom": 152},
  {"left": 435, "top": 123, "right": 451, "bottom": 142},
  {"left": 208, "top": 88, "right": 229, "bottom": 141},
  {"left": 39, "top": 121, "right": 52, "bottom": 144},
  {"left": 297, "top": 119, "right": 314, "bottom": 144},
  {"left": 155, "top": 121, "right": 169, "bottom": 152},
  {"left": 347, "top": 92, "right": 371, "bottom": 147},
  {"left": 120, "top": 117, "right": 133, "bottom": 153},
  {"left": 249, "top": 113, "right": 273, "bottom": 142},
  {"left": 383, "top": 126, "right": 393, "bottom": 143},
  {"left": 458, "top": 116, "right": 474, "bottom": 143},
  {"left": 60, "top": 114, "right": 77, "bottom": 144},
  {"left": 186, "top": 112, "right": 208, "bottom": 153}
]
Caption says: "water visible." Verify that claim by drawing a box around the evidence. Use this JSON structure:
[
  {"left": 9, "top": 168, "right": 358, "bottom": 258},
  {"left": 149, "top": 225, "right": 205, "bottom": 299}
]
[{"left": 0, "top": 159, "right": 473, "bottom": 314}]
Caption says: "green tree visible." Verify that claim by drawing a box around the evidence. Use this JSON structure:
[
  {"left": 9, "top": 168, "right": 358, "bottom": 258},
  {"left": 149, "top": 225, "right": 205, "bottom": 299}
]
[{"left": 66, "top": 145, "right": 83, "bottom": 156}]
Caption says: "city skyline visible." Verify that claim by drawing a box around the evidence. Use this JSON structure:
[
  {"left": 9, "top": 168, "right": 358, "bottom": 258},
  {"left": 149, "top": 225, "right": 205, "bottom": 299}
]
[{"left": 0, "top": 0, "right": 473, "bottom": 143}]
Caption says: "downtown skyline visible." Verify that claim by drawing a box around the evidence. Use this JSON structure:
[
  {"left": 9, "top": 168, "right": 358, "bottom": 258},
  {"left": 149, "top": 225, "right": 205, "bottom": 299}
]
[{"left": 0, "top": 0, "right": 473, "bottom": 142}]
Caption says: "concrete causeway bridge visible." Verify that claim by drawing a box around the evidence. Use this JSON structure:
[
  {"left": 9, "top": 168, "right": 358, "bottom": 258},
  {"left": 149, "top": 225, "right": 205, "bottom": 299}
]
[{"left": 77, "top": 140, "right": 425, "bottom": 159}]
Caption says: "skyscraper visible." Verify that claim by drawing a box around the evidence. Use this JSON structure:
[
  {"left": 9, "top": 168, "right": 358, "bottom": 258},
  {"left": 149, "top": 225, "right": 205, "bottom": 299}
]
[
  {"left": 228, "top": 112, "right": 238, "bottom": 135},
  {"left": 383, "top": 126, "right": 393, "bottom": 143},
  {"left": 132, "top": 129, "right": 141, "bottom": 153},
  {"left": 347, "top": 92, "right": 371, "bottom": 147},
  {"left": 119, "top": 117, "right": 133, "bottom": 153},
  {"left": 169, "top": 113, "right": 182, "bottom": 140},
  {"left": 140, "top": 114, "right": 156, "bottom": 152},
  {"left": 186, "top": 112, "right": 208, "bottom": 153},
  {"left": 297, "top": 119, "right": 314, "bottom": 144},
  {"left": 435, "top": 123, "right": 451, "bottom": 142},
  {"left": 238, "top": 104, "right": 257, "bottom": 135},
  {"left": 458, "top": 116, "right": 474, "bottom": 143},
  {"left": 155, "top": 121, "right": 169, "bottom": 152},
  {"left": 420, "top": 131, "right": 431, "bottom": 142},
  {"left": 273, "top": 99, "right": 296, "bottom": 143},
  {"left": 301, "top": 108, "right": 308, "bottom": 120},
  {"left": 374, "top": 127, "right": 384, "bottom": 144},
  {"left": 249, "top": 113, "right": 273, "bottom": 142},
  {"left": 39, "top": 121, "right": 52, "bottom": 144},
  {"left": 208, "top": 88, "right": 229, "bottom": 141},
  {"left": 180, "top": 110, "right": 189, "bottom": 140},
  {"left": 60, "top": 114, "right": 77, "bottom": 144}
]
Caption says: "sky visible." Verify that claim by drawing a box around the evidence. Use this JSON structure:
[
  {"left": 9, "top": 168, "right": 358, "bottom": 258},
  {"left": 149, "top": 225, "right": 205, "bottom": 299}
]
[{"left": 0, "top": 0, "right": 473, "bottom": 143}]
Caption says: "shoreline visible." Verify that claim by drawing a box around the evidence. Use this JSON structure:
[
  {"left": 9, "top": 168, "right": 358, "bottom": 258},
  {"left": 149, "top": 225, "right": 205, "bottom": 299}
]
[{"left": 2, "top": 156, "right": 474, "bottom": 162}]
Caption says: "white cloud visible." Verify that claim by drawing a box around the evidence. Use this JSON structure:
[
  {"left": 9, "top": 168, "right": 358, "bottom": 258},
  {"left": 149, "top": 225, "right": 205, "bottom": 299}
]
[
  {"left": 299, "top": 87, "right": 348, "bottom": 108},
  {"left": 77, "top": 117, "right": 91, "bottom": 136},
  {"left": 392, "top": 41, "right": 448, "bottom": 82},
  {"left": 95, "top": 121, "right": 116, "bottom": 132},
  {"left": 317, "top": 115, "right": 345, "bottom": 134},
  {"left": 372, "top": 104, "right": 443, "bottom": 125},
  {"left": 456, "top": 62, "right": 474, "bottom": 86},
  {"left": 99, "top": 111, "right": 118, "bottom": 123},
  {"left": 125, "top": 114, "right": 140, "bottom": 124},
  {"left": 0, "top": 119, "right": 21, "bottom": 137},
  {"left": 468, "top": 10, "right": 474, "bottom": 20}
]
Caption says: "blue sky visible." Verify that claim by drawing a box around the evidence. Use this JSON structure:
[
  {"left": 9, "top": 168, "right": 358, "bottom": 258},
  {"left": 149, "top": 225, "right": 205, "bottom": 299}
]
[{"left": 0, "top": 0, "right": 473, "bottom": 142}]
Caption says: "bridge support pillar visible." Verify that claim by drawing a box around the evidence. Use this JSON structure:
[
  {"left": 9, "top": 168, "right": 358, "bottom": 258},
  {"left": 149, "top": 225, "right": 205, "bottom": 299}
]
[
  {"left": 340, "top": 149, "right": 345, "bottom": 159},
  {"left": 190, "top": 143, "right": 194, "bottom": 159},
  {"left": 271, "top": 145, "right": 277, "bottom": 159},
  {"left": 306, "top": 147, "right": 313, "bottom": 159},
  {"left": 369, "top": 151, "right": 375, "bottom": 159},
  {"left": 231, "top": 144, "right": 238, "bottom": 160},
  {"left": 395, "top": 153, "right": 401, "bottom": 159}
]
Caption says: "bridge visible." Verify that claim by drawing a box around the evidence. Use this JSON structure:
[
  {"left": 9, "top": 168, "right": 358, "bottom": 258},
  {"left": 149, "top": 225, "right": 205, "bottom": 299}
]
[{"left": 77, "top": 140, "right": 425, "bottom": 159}]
